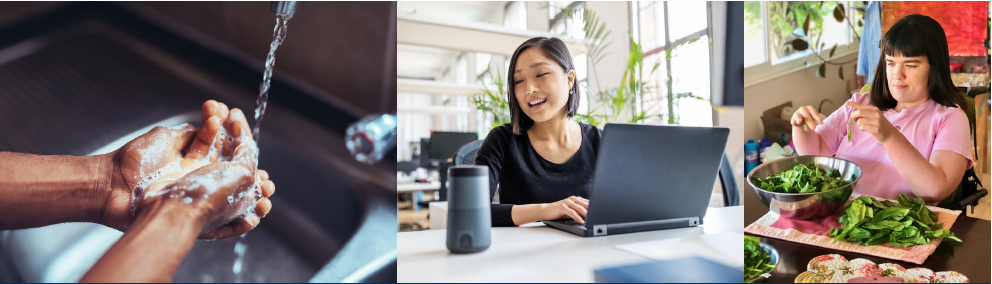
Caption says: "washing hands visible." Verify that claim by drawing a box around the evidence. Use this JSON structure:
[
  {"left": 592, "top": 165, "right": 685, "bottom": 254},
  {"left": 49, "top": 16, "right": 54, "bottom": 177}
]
[
  {"left": 77, "top": 100, "right": 277, "bottom": 282},
  {"left": 102, "top": 100, "right": 275, "bottom": 239}
]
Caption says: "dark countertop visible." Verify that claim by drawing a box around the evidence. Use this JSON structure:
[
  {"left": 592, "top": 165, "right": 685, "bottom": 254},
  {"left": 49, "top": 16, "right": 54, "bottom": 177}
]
[{"left": 743, "top": 181, "right": 990, "bottom": 283}]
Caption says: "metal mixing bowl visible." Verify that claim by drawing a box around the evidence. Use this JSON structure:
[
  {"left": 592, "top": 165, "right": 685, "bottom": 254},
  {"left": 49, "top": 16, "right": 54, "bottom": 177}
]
[
  {"left": 745, "top": 243, "right": 779, "bottom": 283},
  {"left": 747, "top": 156, "right": 861, "bottom": 220}
]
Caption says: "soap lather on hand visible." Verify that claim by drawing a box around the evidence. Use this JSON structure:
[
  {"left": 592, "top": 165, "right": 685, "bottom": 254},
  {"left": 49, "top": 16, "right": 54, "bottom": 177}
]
[{"left": 134, "top": 101, "right": 272, "bottom": 238}]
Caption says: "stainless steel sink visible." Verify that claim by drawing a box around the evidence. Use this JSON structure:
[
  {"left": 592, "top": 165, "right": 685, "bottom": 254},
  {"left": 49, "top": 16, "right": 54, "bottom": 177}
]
[
  {"left": 0, "top": 4, "right": 396, "bottom": 282},
  {"left": 2, "top": 112, "right": 395, "bottom": 282}
]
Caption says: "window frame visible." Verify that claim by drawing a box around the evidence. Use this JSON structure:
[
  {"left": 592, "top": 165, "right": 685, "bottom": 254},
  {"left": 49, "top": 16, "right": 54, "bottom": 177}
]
[{"left": 634, "top": 1, "right": 713, "bottom": 126}]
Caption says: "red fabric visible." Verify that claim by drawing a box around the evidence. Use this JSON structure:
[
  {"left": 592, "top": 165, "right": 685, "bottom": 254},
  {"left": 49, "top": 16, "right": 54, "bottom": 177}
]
[
  {"left": 769, "top": 211, "right": 843, "bottom": 235},
  {"left": 881, "top": 2, "right": 988, "bottom": 56}
]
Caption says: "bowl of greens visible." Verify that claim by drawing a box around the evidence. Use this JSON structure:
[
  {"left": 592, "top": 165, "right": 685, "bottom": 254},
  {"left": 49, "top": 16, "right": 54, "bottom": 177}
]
[
  {"left": 744, "top": 236, "right": 778, "bottom": 283},
  {"left": 748, "top": 156, "right": 861, "bottom": 220}
]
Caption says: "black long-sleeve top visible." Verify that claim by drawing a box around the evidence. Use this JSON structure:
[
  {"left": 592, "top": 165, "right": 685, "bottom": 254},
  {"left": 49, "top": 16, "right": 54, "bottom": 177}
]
[{"left": 474, "top": 123, "right": 602, "bottom": 227}]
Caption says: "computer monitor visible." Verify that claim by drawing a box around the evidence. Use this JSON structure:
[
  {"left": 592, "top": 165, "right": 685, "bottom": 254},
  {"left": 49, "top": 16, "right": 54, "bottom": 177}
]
[
  {"left": 429, "top": 132, "right": 478, "bottom": 163},
  {"left": 419, "top": 138, "right": 432, "bottom": 168}
]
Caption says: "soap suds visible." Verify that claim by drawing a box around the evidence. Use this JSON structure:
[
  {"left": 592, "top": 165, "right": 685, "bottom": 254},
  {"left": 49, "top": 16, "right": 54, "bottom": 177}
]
[
  {"left": 130, "top": 158, "right": 182, "bottom": 216},
  {"left": 136, "top": 123, "right": 262, "bottom": 233}
]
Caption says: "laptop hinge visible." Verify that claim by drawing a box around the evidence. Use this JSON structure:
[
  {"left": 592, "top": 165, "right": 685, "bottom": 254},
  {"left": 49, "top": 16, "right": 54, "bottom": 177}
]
[{"left": 602, "top": 217, "right": 701, "bottom": 235}]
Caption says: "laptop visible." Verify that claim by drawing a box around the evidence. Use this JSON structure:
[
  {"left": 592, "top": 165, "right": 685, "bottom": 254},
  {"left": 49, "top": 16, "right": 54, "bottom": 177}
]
[{"left": 542, "top": 123, "right": 730, "bottom": 237}]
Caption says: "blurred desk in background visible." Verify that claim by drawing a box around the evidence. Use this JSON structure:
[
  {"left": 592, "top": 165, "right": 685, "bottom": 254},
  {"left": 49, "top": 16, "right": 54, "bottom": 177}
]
[{"left": 397, "top": 181, "right": 440, "bottom": 192}]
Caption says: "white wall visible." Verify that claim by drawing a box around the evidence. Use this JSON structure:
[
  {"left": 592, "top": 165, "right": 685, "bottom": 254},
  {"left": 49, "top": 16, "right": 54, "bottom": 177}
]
[
  {"left": 527, "top": 1, "right": 549, "bottom": 31},
  {"left": 742, "top": 53, "right": 859, "bottom": 142}
]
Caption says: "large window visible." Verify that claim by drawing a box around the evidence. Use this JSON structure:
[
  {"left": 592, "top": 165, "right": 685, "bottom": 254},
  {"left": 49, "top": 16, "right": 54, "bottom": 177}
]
[
  {"left": 744, "top": 2, "right": 767, "bottom": 68},
  {"left": 744, "top": 1, "right": 863, "bottom": 84},
  {"left": 635, "top": 1, "right": 712, "bottom": 127},
  {"left": 573, "top": 53, "right": 589, "bottom": 116},
  {"left": 550, "top": 1, "right": 585, "bottom": 40}
]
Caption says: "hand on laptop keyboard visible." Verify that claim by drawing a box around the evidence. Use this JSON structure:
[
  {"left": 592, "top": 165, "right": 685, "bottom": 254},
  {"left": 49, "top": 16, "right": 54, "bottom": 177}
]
[
  {"left": 552, "top": 216, "right": 587, "bottom": 225},
  {"left": 538, "top": 196, "right": 589, "bottom": 224}
]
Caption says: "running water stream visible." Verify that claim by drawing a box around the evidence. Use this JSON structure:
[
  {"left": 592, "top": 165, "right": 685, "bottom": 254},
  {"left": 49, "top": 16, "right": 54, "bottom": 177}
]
[
  {"left": 252, "top": 14, "right": 290, "bottom": 142},
  {"left": 231, "top": 13, "right": 290, "bottom": 281}
]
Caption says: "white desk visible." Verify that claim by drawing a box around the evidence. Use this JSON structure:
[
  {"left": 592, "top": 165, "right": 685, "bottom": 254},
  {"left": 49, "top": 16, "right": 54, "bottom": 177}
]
[
  {"left": 398, "top": 206, "right": 744, "bottom": 282},
  {"left": 397, "top": 181, "right": 441, "bottom": 193}
]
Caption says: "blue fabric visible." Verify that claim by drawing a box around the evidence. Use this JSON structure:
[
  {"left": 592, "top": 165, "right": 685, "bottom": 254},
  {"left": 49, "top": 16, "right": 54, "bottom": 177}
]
[{"left": 857, "top": 1, "right": 882, "bottom": 83}]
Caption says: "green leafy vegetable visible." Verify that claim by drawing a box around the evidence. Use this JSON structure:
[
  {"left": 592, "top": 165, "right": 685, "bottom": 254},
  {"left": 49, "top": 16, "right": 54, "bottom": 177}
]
[
  {"left": 744, "top": 236, "right": 775, "bottom": 281},
  {"left": 848, "top": 119, "right": 855, "bottom": 142},
  {"left": 829, "top": 194, "right": 962, "bottom": 247},
  {"left": 751, "top": 164, "right": 854, "bottom": 193}
]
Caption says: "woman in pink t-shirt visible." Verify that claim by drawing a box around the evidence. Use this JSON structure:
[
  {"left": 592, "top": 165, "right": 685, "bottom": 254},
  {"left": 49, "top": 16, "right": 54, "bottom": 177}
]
[{"left": 791, "top": 14, "right": 973, "bottom": 203}]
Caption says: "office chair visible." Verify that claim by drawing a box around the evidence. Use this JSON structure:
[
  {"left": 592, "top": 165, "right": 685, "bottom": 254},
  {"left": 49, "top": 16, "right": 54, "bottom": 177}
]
[
  {"left": 437, "top": 140, "right": 486, "bottom": 202},
  {"left": 419, "top": 140, "right": 486, "bottom": 210},
  {"left": 452, "top": 140, "right": 485, "bottom": 166},
  {"left": 718, "top": 152, "right": 739, "bottom": 206}
]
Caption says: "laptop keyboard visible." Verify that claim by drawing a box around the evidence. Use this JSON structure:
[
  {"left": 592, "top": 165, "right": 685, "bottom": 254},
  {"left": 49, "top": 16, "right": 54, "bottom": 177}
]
[{"left": 549, "top": 217, "right": 586, "bottom": 226}]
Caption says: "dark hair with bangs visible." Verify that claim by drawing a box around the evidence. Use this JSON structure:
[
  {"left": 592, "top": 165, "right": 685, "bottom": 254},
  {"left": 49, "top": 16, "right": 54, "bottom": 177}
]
[
  {"left": 507, "top": 37, "right": 580, "bottom": 135},
  {"left": 870, "top": 14, "right": 962, "bottom": 111}
]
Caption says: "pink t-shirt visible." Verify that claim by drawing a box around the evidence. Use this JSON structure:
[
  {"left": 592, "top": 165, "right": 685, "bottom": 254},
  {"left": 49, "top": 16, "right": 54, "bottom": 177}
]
[{"left": 814, "top": 92, "right": 973, "bottom": 200}]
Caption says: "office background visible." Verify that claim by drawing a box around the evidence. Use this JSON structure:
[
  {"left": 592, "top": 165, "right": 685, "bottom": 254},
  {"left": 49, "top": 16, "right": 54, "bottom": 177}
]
[{"left": 396, "top": 1, "right": 750, "bottom": 230}]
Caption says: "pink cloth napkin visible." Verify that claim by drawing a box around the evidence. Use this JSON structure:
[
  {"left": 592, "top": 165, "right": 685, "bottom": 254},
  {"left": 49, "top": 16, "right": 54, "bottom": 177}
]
[{"left": 745, "top": 195, "right": 962, "bottom": 264}]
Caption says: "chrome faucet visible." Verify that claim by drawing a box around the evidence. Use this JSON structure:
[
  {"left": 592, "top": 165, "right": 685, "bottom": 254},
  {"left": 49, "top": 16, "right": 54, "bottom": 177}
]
[
  {"left": 346, "top": 114, "right": 397, "bottom": 165},
  {"left": 270, "top": 1, "right": 298, "bottom": 19}
]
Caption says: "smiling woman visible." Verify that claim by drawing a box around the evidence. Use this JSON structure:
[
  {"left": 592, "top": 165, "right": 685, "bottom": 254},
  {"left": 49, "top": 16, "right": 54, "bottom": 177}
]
[
  {"left": 507, "top": 37, "right": 581, "bottom": 136},
  {"left": 474, "top": 37, "right": 601, "bottom": 227}
]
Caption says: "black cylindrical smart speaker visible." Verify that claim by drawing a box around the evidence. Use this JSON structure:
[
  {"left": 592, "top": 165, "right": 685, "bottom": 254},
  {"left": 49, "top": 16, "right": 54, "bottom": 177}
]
[{"left": 445, "top": 165, "right": 491, "bottom": 253}]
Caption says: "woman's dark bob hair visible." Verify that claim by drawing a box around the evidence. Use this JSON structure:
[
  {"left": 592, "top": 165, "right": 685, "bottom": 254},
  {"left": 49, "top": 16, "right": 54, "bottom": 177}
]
[
  {"left": 507, "top": 37, "right": 580, "bottom": 135},
  {"left": 870, "top": 14, "right": 962, "bottom": 110}
]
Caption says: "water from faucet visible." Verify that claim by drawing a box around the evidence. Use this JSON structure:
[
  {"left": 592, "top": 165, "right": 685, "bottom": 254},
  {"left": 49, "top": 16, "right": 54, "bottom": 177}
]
[
  {"left": 221, "top": 13, "right": 290, "bottom": 282},
  {"left": 253, "top": 14, "right": 290, "bottom": 141},
  {"left": 233, "top": 234, "right": 248, "bottom": 282}
]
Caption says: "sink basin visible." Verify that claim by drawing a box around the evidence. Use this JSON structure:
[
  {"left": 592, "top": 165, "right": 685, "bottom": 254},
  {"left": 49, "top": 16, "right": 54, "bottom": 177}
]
[
  {"left": 2, "top": 109, "right": 394, "bottom": 282},
  {"left": 0, "top": 3, "right": 396, "bottom": 282}
]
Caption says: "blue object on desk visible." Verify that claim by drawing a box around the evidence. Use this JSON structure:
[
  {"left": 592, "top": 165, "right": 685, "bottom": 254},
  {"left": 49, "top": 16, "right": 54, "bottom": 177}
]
[
  {"left": 413, "top": 191, "right": 423, "bottom": 210},
  {"left": 745, "top": 139, "right": 758, "bottom": 174},
  {"left": 593, "top": 257, "right": 743, "bottom": 283}
]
